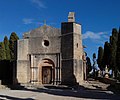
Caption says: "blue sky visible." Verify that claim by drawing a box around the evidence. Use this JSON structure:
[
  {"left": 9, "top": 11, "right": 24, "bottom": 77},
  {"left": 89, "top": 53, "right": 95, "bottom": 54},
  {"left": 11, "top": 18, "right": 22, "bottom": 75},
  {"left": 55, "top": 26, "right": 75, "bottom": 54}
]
[{"left": 0, "top": 0, "right": 120, "bottom": 62}]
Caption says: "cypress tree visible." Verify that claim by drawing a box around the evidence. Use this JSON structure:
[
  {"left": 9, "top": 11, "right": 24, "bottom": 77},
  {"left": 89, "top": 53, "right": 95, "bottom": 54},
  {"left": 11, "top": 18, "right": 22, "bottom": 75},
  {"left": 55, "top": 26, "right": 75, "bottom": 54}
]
[
  {"left": 93, "top": 53, "right": 97, "bottom": 66},
  {"left": 116, "top": 28, "right": 120, "bottom": 73},
  {"left": 93, "top": 53, "right": 96, "bottom": 59},
  {"left": 9, "top": 32, "right": 19, "bottom": 60},
  {"left": 85, "top": 53, "right": 92, "bottom": 72},
  {"left": 109, "top": 28, "right": 118, "bottom": 74},
  {"left": 3, "top": 36, "right": 11, "bottom": 60},
  {"left": 97, "top": 46, "right": 104, "bottom": 70},
  {"left": 103, "top": 41, "right": 111, "bottom": 68},
  {"left": 86, "top": 56, "right": 92, "bottom": 72},
  {"left": 0, "top": 42, "right": 6, "bottom": 60}
]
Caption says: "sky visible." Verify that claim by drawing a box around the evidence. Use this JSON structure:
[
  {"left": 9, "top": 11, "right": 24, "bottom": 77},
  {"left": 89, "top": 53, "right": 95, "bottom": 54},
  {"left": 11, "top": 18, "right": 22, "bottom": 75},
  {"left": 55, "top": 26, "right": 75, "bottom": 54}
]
[{"left": 0, "top": 0, "right": 120, "bottom": 63}]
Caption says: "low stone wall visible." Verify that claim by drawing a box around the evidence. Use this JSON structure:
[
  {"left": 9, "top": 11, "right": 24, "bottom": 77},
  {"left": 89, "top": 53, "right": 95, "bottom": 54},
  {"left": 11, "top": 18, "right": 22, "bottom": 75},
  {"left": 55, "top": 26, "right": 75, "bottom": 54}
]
[
  {"left": 99, "top": 78, "right": 117, "bottom": 84},
  {"left": 98, "top": 77, "right": 120, "bottom": 91}
]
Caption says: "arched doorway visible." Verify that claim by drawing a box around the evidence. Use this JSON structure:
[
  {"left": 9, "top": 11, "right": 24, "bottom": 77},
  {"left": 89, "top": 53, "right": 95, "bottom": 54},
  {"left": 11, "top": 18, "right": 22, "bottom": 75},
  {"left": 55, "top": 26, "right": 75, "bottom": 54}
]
[
  {"left": 39, "top": 58, "right": 55, "bottom": 84},
  {"left": 42, "top": 66, "right": 52, "bottom": 84}
]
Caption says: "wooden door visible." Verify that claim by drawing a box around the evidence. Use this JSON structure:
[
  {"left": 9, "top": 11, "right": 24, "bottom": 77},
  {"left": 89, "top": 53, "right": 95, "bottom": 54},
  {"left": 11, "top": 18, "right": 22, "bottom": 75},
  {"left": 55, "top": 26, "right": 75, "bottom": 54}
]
[{"left": 42, "top": 67, "right": 52, "bottom": 84}]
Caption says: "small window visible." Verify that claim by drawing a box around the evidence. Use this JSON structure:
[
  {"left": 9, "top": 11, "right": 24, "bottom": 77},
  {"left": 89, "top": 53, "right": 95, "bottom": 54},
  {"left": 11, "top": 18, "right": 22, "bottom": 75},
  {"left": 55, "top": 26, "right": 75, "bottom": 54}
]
[
  {"left": 68, "top": 17, "right": 73, "bottom": 19},
  {"left": 76, "top": 43, "right": 78, "bottom": 48},
  {"left": 42, "top": 40, "right": 49, "bottom": 47}
]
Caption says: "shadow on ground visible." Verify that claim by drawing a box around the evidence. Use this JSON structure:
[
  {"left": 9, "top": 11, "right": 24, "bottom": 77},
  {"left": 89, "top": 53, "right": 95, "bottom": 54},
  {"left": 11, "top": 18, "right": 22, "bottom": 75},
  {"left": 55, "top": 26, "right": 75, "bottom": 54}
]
[
  {"left": 0, "top": 83, "right": 118, "bottom": 100},
  {"left": 0, "top": 95, "right": 34, "bottom": 100}
]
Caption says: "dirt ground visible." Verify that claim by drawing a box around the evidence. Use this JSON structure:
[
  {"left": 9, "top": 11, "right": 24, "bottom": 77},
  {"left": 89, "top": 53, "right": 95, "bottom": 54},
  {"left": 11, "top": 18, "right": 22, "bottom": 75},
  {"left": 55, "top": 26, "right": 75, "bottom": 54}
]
[{"left": 0, "top": 80, "right": 120, "bottom": 100}]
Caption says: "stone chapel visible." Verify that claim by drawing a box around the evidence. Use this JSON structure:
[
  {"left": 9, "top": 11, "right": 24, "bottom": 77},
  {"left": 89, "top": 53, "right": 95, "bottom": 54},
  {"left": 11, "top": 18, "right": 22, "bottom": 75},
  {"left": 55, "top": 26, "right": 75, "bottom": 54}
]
[{"left": 16, "top": 12, "right": 84, "bottom": 85}]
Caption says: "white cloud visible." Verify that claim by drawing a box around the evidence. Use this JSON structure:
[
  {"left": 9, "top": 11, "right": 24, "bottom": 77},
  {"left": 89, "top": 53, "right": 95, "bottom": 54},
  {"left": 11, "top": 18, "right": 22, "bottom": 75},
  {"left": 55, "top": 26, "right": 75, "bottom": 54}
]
[
  {"left": 31, "top": 0, "right": 46, "bottom": 8},
  {"left": 82, "top": 31, "right": 110, "bottom": 43},
  {"left": 23, "top": 18, "right": 34, "bottom": 24},
  {"left": 82, "top": 31, "right": 101, "bottom": 40}
]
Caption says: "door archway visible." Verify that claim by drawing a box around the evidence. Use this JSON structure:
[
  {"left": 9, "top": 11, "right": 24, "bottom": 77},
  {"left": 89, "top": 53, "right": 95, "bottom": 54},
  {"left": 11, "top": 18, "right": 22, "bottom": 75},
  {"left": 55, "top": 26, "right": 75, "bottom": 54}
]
[{"left": 39, "top": 58, "right": 55, "bottom": 84}]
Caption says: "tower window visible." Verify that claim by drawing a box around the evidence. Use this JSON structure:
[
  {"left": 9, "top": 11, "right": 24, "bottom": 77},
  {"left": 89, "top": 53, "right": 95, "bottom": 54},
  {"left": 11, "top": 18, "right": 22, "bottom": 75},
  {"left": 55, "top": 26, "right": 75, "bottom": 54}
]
[
  {"left": 68, "top": 17, "right": 73, "bottom": 19},
  {"left": 76, "top": 43, "right": 78, "bottom": 48}
]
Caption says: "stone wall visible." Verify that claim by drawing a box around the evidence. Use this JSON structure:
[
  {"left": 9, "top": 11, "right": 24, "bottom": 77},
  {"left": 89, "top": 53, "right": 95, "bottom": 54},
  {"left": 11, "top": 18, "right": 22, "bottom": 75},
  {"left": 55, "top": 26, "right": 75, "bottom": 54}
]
[
  {"left": 73, "top": 23, "right": 83, "bottom": 82},
  {"left": 17, "top": 60, "right": 30, "bottom": 83},
  {"left": 17, "top": 39, "right": 29, "bottom": 60},
  {"left": 29, "top": 37, "right": 61, "bottom": 54},
  {"left": 61, "top": 22, "right": 83, "bottom": 85},
  {"left": 17, "top": 25, "right": 61, "bottom": 84}
]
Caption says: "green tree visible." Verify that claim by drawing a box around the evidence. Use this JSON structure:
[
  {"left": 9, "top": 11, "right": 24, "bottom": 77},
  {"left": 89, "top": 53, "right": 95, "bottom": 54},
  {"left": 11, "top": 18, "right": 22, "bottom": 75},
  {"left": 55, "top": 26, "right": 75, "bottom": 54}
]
[
  {"left": 116, "top": 28, "right": 120, "bottom": 73},
  {"left": 3, "top": 36, "right": 11, "bottom": 60},
  {"left": 0, "top": 42, "right": 6, "bottom": 60},
  {"left": 103, "top": 41, "right": 111, "bottom": 68},
  {"left": 97, "top": 46, "right": 104, "bottom": 70},
  {"left": 93, "top": 53, "right": 96, "bottom": 59},
  {"left": 109, "top": 28, "right": 118, "bottom": 73},
  {"left": 9, "top": 32, "right": 19, "bottom": 60},
  {"left": 86, "top": 57, "right": 92, "bottom": 72},
  {"left": 85, "top": 52, "right": 92, "bottom": 72}
]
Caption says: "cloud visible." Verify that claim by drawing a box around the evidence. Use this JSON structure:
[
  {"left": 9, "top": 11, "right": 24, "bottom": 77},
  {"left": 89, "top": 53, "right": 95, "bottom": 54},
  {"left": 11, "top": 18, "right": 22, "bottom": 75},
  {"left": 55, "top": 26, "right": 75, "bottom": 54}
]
[
  {"left": 22, "top": 18, "right": 34, "bottom": 24},
  {"left": 82, "top": 31, "right": 101, "bottom": 40},
  {"left": 22, "top": 18, "right": 57, "bottom": 27},
  {"left": 31, "top": 0, "right": 46, "bottom": 8},
  {"left": 82, "top": 31, "right": 110, "bottom": 43}
]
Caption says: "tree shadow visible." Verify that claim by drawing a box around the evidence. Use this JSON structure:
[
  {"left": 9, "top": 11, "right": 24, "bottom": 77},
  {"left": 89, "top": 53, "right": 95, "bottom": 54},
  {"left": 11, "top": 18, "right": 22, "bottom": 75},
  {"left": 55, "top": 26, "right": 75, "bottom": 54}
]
[
  {"left": 6, "top": 83, "right": 120, "bottom": 100},
  {"left": 37, "top": 85, "right": 120, "bottom": 100},
  {"left": 0, "top": 95, "right": 34, "bottom": 100},
  {"left": 107, "top": 84, "right": 120, "bottom": 94}
]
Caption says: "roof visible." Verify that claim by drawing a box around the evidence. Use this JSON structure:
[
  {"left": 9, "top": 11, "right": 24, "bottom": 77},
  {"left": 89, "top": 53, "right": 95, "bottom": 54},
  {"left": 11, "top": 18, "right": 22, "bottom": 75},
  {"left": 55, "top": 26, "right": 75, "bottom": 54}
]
[{"left": 23, "top": 25, "right": 61, "bottom": 38}]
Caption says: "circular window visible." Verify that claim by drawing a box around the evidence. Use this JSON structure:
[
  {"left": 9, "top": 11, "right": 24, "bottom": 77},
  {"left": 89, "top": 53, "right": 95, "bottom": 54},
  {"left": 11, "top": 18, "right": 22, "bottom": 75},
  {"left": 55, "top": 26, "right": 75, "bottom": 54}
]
[{"left": 42, "top": 40, "right": 49, "bottom": 47}]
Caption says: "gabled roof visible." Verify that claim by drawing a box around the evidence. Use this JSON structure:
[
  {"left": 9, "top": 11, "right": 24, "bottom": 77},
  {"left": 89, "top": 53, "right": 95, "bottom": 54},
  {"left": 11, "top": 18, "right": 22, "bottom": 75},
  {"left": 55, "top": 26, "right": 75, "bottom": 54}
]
[{"left": 23, "top": 25, "right": 61, "bottom": 38}]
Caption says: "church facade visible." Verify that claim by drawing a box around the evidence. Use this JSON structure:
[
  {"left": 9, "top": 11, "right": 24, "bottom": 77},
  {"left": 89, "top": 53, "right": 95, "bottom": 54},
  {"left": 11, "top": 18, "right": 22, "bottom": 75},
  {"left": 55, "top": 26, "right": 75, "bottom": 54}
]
[{"left": 16, "top": 12, "right": 84, "bottom": 85}]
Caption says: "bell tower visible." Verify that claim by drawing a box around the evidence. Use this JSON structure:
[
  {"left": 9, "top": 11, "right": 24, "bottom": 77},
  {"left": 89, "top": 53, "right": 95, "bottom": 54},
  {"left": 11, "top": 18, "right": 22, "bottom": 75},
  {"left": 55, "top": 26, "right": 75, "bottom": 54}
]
[{"left": 61, "top": 12, "right": 83, "bottom": 85}]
